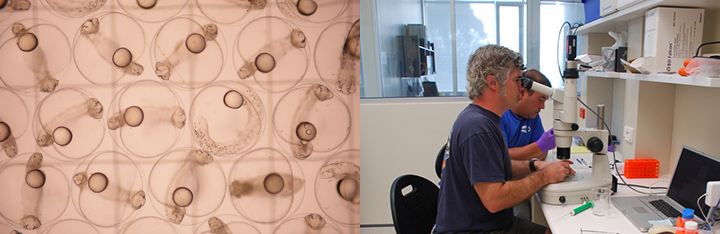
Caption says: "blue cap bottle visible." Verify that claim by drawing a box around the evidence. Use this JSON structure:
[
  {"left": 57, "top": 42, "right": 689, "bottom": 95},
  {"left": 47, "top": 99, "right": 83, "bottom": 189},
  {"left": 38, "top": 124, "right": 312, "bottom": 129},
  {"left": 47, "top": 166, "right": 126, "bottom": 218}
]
[{"left": 682, "top": 208, "right": 695, "bottom": 220}]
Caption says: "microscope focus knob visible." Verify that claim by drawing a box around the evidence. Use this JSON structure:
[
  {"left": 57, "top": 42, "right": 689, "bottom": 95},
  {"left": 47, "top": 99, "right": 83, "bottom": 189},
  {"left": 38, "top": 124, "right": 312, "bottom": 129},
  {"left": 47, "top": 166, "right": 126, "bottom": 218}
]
[{"left": 587, "top": 136, "right": 604, "bottom": 153}]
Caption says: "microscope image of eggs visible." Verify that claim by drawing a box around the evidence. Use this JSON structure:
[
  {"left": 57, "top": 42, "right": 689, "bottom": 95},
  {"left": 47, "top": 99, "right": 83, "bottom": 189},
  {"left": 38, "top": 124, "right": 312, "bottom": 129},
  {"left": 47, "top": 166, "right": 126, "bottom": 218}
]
[
  {"left": 233, "top": 16, "right": 309, "bottom": 93},
  {"left": 0, "top": 0, "right": 359, "bottom": 232},
  {"left": 43, "top": 219, "right": 99, "bottom": 234},
  {"left": 32, "top": 88, "right": 105, "bottom": 161},
  {"left": 151, "top": 16, "right": 226, "bottom": 89},
  {"left": 228, "top": 148, "right": 305, "bottom": 224},
  {"left": 272, "top": 84, "right": 351, "bottom": 160},
  {"left": 148, "top": 148, "right": 226, "bottom": 225},
  {"left": 117, "top": 0, "right": 188, "bottom": 23},
  {"left": 119, "top": 216, "right": 180, "bottom": 234},
  {"left": 39, "top": 0, "right": 106, "bottom": 18},
  {"left": 0, "top": 0, "right": 30, "bottom": 23},
  {"left": 107, "top": 80, "right": 186, "bottom": 158},
  {"left": 0, "top": 87, "right": 30, "bottom": 160},
  {"left": 73, "top": 12, "right": 146, "bottom": 85},
  {"left": 195, "top": 0, "right": 265, "bottom": 24},
  {"left": 315, "top": 19, "right": 361, "bottom": 95},
  {"left": 71, "top": 151, "right": 146, "bottom": 227},
  {"left": 0, "top": 19, "right": 70, "bottom": 93},
  {"left": 276, "top": 0, "right": 349, "bottom": 26},
  {"left": 272, "top": 213, "right": 342, "bottom": 234},
  {"left": 193, "top": 215, "right": 261, "bottom": 234},
  {"left": 0, "top": 152, "right": 70, "bottom": 230},
  {"left": 190, "top": 81, "right": 265, "bottom": 156},
  {"left": 315, "top": 150, "right": 360, "bottom": 225}
]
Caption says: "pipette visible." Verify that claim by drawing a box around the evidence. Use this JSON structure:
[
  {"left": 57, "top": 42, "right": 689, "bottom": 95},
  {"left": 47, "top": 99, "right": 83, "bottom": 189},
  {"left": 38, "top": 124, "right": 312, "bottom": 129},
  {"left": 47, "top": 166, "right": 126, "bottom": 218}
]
[
  {"left": 571, "top": 201, "right": 593, "bottom": 216},
  {"left": 550, "top": 201, "right": 594, "bottom": 224}
]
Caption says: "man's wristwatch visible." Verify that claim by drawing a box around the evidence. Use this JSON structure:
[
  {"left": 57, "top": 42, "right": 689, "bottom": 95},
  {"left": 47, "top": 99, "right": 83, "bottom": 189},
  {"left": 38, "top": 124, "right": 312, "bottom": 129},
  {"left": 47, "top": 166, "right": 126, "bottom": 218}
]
[{"left": 529, "top": 158, "right": 539, "bottom": 172}]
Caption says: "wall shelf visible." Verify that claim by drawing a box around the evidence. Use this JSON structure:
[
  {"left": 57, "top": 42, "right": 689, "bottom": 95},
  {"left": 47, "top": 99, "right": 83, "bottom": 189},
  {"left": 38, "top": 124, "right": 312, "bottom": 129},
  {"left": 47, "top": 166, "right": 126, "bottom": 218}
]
[
  {"left": 585, "top": 72, "right": 720, "bottom": 87},
  {"left": 577, "top": 0, "right": 712, "bottom": 34}
]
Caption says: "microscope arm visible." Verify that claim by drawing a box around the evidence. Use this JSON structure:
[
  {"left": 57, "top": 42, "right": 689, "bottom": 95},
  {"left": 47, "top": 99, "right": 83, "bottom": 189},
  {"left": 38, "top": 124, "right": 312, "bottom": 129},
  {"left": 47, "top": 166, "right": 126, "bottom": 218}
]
[
  {"left": 520, "top": 78, "right": 608, "bottom": 158},
  {"left": 520, "top": 78, "right": 563, "bottom": 103}
]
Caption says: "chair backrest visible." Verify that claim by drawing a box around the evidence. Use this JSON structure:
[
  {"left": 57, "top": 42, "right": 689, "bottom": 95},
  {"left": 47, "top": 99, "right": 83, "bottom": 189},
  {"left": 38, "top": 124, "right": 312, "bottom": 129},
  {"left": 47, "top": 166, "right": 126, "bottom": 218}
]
[
  {"left": 435, "top": 144, "right": 446, "bottom": 179},
  {"left": 390, "top": 174, "right": 439, "bottom": 234}
]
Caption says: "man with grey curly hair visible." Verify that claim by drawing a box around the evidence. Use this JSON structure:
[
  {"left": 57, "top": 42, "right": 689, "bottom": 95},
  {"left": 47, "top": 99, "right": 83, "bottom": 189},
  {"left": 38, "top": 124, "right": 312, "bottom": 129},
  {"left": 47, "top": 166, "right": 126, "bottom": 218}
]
[{"left": 435, "top": 45, "right": 573, "bottom": 234}]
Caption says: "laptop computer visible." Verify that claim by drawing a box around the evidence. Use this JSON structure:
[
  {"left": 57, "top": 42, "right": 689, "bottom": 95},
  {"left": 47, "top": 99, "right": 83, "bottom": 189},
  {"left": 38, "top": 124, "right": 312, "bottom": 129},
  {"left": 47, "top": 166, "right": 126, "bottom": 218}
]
[{"left": 612, "top": 146, "right": 720, "bottom": 232}]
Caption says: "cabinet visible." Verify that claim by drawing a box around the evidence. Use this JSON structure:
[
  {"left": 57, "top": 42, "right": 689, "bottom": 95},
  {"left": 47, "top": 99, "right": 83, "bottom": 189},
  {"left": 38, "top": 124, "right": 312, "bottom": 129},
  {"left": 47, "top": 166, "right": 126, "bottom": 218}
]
[
  {"left": 399, "top": 35, "right": 435, "bottom": 78},
  {"left": 577, "top": 0, "right": 720, "bottom": 173}
]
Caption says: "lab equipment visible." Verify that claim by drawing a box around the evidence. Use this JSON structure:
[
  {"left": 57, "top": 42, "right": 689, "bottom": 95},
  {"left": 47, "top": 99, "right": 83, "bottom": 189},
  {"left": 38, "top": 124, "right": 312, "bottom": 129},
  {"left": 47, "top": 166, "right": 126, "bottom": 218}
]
[
  {"left": 549, "top": 201, "right": 593, "bottom": 224},
  {"left": 678, "top": 41, "right": 720, "bottom": 77},
  {"left": 571, "top": 201, "right": 593, "bottom": 216},
  {"left": 592, "top": 187, "right": 612, "bottom": 216},
  {"left": 684, "top": 221, "right": 698, "bottom": 234},
  {"left": 624, "top": 159, "right": 660, "bottom": 178},
  {"left": 678, "top": 56, "right": 720, "bottom": 77},
  {"left": 676, "top": 208, "right": 696, "bottom": 234},
  {"left": 521, "top": 54, "right": 613, "bottom": 205}
]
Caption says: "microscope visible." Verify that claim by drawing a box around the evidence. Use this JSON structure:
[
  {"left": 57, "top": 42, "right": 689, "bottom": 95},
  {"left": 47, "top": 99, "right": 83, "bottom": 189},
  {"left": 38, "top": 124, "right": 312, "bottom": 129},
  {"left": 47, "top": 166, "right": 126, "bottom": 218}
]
[{"left": 520, "top": 35, "right": 613, "bottom": 205}]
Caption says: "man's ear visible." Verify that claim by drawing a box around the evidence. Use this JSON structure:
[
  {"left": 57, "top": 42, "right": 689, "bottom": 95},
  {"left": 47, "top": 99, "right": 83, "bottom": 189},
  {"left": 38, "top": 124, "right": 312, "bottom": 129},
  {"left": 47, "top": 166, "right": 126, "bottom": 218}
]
[
  {"left": 486, "top": 75, "right": 499, "bottom": 91},
  {"left": 520, "top": 90, "right": 529, "bottom": 99}
]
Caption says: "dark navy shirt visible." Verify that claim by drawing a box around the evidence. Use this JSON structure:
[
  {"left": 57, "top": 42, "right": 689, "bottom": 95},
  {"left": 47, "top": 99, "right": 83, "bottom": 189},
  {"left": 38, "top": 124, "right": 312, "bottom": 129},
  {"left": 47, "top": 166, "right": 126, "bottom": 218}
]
[
  {"left": 500, "top": 109, "right": 544, "bottom": 148},
  {"left": 435, "top": 104, "right": 513, "bottom": 233}
]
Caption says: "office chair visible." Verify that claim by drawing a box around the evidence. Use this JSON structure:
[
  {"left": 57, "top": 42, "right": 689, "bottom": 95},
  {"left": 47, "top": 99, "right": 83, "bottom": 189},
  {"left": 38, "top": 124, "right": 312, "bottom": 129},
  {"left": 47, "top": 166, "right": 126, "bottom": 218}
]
[
  {"left": 435, "top": 144, "right": 446, "bottom": 179},
  {"left": 390, "top": 174, "right": 439, "bottom": 234}
]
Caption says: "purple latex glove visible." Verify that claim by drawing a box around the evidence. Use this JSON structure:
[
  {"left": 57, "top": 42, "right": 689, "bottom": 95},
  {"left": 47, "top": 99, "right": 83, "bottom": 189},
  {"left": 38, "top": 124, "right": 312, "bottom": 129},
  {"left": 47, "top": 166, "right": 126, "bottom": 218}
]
[{"left": 537, "top": 128, "right": 556, "bottom": 152}]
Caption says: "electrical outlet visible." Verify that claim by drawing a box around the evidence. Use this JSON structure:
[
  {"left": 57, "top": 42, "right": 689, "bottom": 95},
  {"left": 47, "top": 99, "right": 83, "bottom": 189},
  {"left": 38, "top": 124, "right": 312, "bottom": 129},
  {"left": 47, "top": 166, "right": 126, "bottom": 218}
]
[
  {"left": 707, "top": 181, "right": 720, "bottom": 206},
  {"left": 623, "top": 126, "right": 634, "bottom": 143}
]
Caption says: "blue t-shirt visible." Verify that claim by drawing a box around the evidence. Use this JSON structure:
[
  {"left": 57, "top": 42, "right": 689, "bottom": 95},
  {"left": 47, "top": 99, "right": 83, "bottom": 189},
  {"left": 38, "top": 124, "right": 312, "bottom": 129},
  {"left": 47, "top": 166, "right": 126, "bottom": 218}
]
[
  {"left": 500, "top": 109, "right": 544, "bottom": 148},
  {"left": 435, "top": 104, "right": 513, "bottom": 234}
]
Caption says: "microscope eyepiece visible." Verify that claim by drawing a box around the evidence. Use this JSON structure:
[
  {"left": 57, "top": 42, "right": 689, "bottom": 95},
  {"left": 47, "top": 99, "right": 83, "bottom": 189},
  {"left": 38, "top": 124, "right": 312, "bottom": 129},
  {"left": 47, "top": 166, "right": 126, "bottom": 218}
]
[{"left": 520, "top": 77, "right": 533, "bottom": 89}]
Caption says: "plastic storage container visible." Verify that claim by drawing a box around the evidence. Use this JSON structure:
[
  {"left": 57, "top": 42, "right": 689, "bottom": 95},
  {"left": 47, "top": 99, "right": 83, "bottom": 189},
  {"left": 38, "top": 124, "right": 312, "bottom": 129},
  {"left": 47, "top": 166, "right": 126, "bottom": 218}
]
[
  {"left": 624, "top": 159, "right": 659, "bottom": 178},
  {"left": 678, "top": 57, "right": 720, "bottom": 77},
  {"left": 684, "top": 221, "right": 698, "bottom": 234},
  {"left": 676, "top": 208, "right": 695, "bottom": 234}
]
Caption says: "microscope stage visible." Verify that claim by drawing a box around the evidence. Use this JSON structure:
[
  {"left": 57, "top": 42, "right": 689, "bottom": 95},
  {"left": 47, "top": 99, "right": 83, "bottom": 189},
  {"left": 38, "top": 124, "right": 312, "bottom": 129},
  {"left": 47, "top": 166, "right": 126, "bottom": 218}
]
[{"left": 538, "top": 170, "right": 613, "bottom": 205}]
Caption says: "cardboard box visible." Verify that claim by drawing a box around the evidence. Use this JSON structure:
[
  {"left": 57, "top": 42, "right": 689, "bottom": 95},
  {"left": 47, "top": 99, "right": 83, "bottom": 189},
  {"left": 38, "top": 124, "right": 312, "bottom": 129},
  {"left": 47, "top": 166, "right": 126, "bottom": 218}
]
[
  {"left": 638, "top": 57, "right": 687, "bottom": 74},
  {"left": 644, "top": 7, "right": 704, "bottom": 73},
  {"left": 600, "top": 0, "right": 618, "bottom": 16}
]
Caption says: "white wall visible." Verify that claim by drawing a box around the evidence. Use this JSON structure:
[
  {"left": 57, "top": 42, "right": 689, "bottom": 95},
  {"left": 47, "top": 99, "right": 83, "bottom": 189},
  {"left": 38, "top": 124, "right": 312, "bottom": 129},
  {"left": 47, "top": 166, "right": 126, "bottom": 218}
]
[
  {"left": 360, "top": 97, "right": 554, "bottom": 225},
  {"left": 670, "top": 85, "right": 720, "bottom": 175}
]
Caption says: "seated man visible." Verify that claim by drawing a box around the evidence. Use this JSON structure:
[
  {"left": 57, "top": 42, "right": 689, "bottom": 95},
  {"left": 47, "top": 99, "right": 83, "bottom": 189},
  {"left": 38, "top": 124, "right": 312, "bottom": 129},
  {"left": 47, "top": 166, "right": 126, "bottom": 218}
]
[
  {"left": 500, "top": 69, "right": 555, "bottom": 161},
  {"left": 434, "top": 45, "right": 573, "bottom": 234},
  {"left": 500, "top": 69, "right": 555, "bottom": 220}
]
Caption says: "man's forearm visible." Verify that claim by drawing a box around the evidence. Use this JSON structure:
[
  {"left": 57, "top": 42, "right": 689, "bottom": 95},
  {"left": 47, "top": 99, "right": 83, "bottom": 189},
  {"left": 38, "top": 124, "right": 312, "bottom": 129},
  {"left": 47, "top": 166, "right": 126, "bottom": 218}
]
[
  {"left": 473, "top": 171, "right": 549, "bottom": 213},
  {"left": 508, "top": 143, "right": 543, "bottom": 160},
  {"left": 511, "top": 159, "right": 532, "bottom": 179}
]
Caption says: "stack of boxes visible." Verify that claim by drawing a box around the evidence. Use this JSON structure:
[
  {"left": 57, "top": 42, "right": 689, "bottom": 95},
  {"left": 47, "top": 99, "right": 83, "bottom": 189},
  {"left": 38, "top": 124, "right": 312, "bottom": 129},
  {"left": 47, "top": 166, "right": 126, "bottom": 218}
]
[{"left": 643, "top": 7, "right": 705, "bottom": 74}]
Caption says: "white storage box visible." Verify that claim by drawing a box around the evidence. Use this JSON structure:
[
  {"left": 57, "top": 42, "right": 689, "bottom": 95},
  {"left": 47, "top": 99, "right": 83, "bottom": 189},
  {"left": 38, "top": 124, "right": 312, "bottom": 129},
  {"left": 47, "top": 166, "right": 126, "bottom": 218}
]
[
  {"left": 600, "top": 0, "right": 617, "bottom": 16},
  {"left": 643, "top": 7, "right": 704, "bottom": 73},
  {"left": 617, "top": 0, "right": 645, "bottom": 10}
]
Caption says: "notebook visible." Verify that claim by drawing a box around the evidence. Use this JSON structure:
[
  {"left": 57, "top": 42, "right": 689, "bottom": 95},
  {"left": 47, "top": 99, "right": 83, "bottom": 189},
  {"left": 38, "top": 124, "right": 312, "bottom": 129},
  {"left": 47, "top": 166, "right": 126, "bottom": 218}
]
[{"left": 612, "top": 146, "right": 720, "bottom": 232}]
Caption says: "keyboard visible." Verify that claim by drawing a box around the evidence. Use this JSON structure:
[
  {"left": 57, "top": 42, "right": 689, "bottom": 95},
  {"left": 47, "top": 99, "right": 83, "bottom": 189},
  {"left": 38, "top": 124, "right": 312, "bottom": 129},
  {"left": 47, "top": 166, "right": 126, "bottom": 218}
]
[{"left": 649, "top": 199, "right": 683, "bottom": 218}]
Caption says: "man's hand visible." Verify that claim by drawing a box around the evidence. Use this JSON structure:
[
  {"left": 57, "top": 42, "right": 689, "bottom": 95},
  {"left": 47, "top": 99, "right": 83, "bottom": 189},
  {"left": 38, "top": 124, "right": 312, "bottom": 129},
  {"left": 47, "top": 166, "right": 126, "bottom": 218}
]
[
  {"left": 536, "top": 128, "right": 556, "bottom": 152},
  {"left": 540, "top": 160, "right": 574, "bottom": 184}
]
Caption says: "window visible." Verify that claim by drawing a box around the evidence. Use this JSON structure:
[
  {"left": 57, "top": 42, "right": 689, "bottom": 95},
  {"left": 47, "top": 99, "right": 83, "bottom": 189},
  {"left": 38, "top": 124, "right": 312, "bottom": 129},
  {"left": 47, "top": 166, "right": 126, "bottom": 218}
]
[
  {"left": 359, "top": 0, "right": 586, "bottom": 98},
  {"left": 539, "top": 1, "right": 585, "bottom": 89},
  {"left": 425, "top": 0, "right": 525, "bottom": 96}
]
